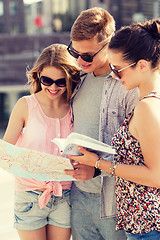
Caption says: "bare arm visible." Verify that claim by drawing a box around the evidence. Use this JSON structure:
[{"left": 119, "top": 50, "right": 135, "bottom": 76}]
[
  {"left": 68, "top": 99, "right": 160, "bottom": 188},
  {"left": 3, "top": 97, "right": 28, "bottom": 144}
]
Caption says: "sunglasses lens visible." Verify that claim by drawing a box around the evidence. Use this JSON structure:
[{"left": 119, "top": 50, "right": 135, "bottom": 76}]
[
  {"left": 68, "top": 49, "right": 79, "bottom": 59},
  {"left": 40, "top": 76, "right": 66, "bottom": 87},
  {"left": 56, "top": 78, "right": 66, "bottom": 87},
  {"left": 68, "top": 48, "right": 93, "bottom": 62},
  {"left": 113, "top": 69, "right": 121, "bottom": 79},
  {"left": 109, "top": 64, "right": 121, "bottom": 79},
  {"left": 81, "top": 55, "right": 93, "bottom": 62},
  {"left": 40, "top": 76, "right": 53, "bottom": 86}
]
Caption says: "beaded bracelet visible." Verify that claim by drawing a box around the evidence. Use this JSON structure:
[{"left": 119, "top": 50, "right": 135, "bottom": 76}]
[
  {"left": 109, "top": 161, "right": 119, "bottom": 177},
  {"left": 95, "top": 157, "right": 102, "bottom": 169}
]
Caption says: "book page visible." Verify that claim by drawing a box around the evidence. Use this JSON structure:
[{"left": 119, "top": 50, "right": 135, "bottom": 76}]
[
  {"left": 51, "top": 138, "right": 66, "bottom": 153},
  {"left": 53, "top": 133, "right": 115, "bottom": 156},
  {"left": 67, "top": 133, "right": 113, "bottom": 149}
]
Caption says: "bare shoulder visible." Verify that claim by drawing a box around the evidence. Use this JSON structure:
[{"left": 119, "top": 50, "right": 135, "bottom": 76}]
[
  {"left": 134, "top": 97, "right": 160, "bottom": 128},
  {"left": 16, "top": 96, "right": 28, "bottom": 107},
  {"left": 14, "top": 96, "right": 28, "bottom": 111},
  {"left": 12, "top": 96, "right": 28, "bottom": 121},
  {"left": 3, "top": 96, "right": 29, "bottom": 143}
]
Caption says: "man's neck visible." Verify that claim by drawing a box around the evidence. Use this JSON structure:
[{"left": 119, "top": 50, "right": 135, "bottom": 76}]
[{"left": 93, "top": 63, "right": 111, "bottom": 77}]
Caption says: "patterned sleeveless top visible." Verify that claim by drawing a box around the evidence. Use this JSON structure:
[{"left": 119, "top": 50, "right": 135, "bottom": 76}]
[{"left": 112, "top": 92, "right": 160, "bottom": 234}]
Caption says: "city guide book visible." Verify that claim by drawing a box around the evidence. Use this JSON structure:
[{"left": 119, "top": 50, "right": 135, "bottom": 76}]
[
  {"left": 0, "top": 139, "right": 75, "bottom": 181},
  {"left": 52, "top": 132, "right": 116, "bottom": 157}
]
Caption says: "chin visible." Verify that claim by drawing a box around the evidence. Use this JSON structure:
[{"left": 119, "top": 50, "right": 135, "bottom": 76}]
[
  {"left": 125, "top": 86, "right": 134, "bottom": 91},
  {"left": 82, "top": 68, "right": 92, "bottom": 74}
]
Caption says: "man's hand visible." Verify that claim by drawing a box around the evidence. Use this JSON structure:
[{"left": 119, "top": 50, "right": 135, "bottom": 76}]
[{"left": 64, "top": 162, "right": 95, "bottom": 181}]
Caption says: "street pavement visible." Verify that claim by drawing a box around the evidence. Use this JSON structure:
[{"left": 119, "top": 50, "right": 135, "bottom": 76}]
[
  {"left": 0, "top": 169, "right": 19, "bottom": 240},
  {"left": 1, "top": 124, "right": 19, "bottom": 239}
]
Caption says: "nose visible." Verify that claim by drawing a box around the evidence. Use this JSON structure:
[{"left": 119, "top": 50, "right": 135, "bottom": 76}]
[
  {"left": 50, "top": 82, "right": 58, "bottom": 89},
  {"left": 77, "top": 56, "right": 83, "bottom": 65}
]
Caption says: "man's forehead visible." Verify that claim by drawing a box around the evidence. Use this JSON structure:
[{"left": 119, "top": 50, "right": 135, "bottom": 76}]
[{"left": 72, "top": 39, "right": 101, "bottom": 54}]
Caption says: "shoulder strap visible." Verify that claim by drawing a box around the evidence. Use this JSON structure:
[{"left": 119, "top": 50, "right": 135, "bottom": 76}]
[{"left": 140, "top": 91, "right": 160, "bottom": 101}]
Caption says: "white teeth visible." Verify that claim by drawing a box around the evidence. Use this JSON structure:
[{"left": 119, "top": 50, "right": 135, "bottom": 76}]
[{"left": 49, "top": 90, "right": 58, "bottom": 93}]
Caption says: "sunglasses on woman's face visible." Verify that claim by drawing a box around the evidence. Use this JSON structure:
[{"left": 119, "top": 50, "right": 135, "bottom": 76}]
[
  {"left": 67, "top": 42, "right": 108, "bottom": 63},
  {"left": 109, "top": 62, "right": 136, "bottom": 79},
  {"left": 39, "top": 76, "right": 66, "bottom": 87}
]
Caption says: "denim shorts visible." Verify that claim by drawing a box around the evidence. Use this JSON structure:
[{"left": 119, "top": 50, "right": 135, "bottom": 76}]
[{"left": 14, "top": 189, "right": 71, "bottom": 231}]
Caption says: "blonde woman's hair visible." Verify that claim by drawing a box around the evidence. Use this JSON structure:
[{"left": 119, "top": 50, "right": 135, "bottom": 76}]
[
  {"left": 27, "top": 44, "right": 81, "bottom": 102},
  {"left": 71, "top": 7, "right": 115, "bottom": 43}
]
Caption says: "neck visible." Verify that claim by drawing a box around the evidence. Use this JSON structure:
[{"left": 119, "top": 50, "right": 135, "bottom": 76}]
[
  {"left": 37, "top": 91, "right": 67, "bottom": 109},
  {"left": 93, "top": 61, "right": 111, "bottom": 77},
  {"left": 139, "top": 71, "right": 160, "bottom": 98}
]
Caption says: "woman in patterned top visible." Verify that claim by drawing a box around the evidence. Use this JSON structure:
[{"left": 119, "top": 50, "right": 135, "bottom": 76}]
[{"left": 68, "top": 19, "right": 160, "bottom": 239}]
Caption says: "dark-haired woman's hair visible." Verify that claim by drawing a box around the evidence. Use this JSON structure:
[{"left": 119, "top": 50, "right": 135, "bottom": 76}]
[
  {"left": 26, "top": 44, "right": 81, "bottom": 102},
  {"left": 109, "top": 19, "right": 160, "bottom": 68}
]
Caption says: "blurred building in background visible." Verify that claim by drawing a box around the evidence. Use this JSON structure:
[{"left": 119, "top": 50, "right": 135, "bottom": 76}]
[
  {"left": 109, "top": 0, "right": 160, "bottom": 29},
  {"left": 0, "top": 0, "right": 25, "bottom": 34},
  {"left": 25, "top": 0, "right": 90, "bottom": 34},
  {"left": 24, "top": 0, "right": 160, "bottom": 34},
  {"left": 0, "top": 0, "right": 160, "bottom": 133}
]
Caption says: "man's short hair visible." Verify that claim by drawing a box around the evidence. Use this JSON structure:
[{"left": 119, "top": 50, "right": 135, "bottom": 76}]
[{"left": 71, "top": 7, "right": 115, "bottom": 43}]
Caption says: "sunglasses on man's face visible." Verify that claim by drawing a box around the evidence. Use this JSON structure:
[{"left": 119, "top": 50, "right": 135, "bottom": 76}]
[
  {"left": 39, "top": 76, "right": 66, "bottom": 87},
  {"left": 67, "top": 42, "right": 108, "bottom": 63}
]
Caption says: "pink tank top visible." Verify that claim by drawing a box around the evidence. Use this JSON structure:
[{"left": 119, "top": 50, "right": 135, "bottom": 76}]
[{"left": 16, "top": 94, "right": 73, "bottom": 208}]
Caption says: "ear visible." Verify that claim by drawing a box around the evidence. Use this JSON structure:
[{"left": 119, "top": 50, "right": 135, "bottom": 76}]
[{"left": 137, "top": 60, "right": 149, "bottom": 73}]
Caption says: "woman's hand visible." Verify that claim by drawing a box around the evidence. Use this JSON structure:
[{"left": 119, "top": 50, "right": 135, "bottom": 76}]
[{"left": 68, "top": 146, "right": 99, "bottom": 167}]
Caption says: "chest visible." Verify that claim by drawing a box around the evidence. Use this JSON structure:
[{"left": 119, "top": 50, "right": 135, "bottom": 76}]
[{"left": 112, "top": 115, "right": 143, "bottom": 165}]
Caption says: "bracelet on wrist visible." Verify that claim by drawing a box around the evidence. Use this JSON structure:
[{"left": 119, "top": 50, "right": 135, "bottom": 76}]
[
  {"left": 95, "top": 157, "right": 103, "bottom": 169},
  {"left": 109, "top": 161, "right": 119, "bottom": 177}
]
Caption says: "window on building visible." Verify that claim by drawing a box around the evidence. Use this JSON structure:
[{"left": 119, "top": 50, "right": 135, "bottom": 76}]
[
  {"left": 0, "top": 93, "right": 9, "bottom": 131},
  {"left": 0, "top": 1, "right": 4, "bottom": 16},
  {"left": 0, "top": 23, "right": 4, "bottom": 33},
  {"left": 11, "top": 23, "right": 19, "bottom": 34},
  {"left": 9, "top": 1, "right": 18, "bottom": 16}
]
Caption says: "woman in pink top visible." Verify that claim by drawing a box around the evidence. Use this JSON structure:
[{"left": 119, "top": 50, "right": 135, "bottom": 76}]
[{"left": 3, "top": 44, "right": 80, "bottom": 240}]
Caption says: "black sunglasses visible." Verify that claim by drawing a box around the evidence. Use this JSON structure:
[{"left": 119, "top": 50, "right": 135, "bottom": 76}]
[
  {"left": 39, "top": 76, "right": 66, "bottom": 87},
  {"left": 109, "top": 62, "right": 136, "bottom": 79},
  {"left": 67, "top": 42, "right": 108, "bottom": 63}
]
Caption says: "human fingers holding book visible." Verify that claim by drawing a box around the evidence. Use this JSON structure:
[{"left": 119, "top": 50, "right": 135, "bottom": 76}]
[
  {"left": 69, "top": 146, "right": 99, "bottom": 167},
  {"left": 64, "top": 155, "right": 95, "bottom": 180}
]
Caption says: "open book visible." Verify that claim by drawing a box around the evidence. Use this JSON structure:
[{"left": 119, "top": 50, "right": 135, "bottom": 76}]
[{"left": 52, "top": 132, "right": 116, "bottom": 157}]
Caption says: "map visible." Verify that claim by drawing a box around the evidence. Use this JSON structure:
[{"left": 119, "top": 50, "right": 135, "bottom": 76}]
[{"left": 0, "top": 139, "right": 75, "bottom": 181}]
